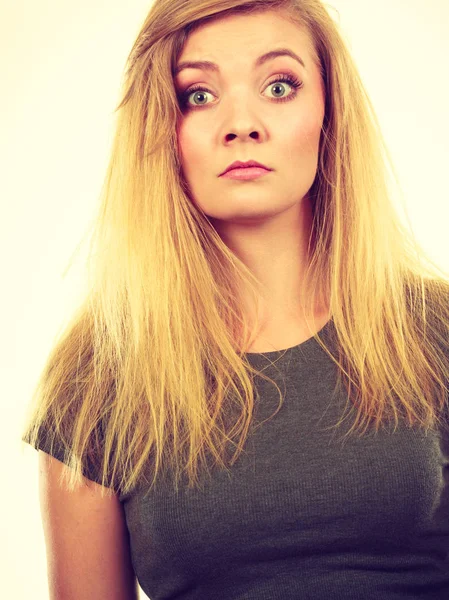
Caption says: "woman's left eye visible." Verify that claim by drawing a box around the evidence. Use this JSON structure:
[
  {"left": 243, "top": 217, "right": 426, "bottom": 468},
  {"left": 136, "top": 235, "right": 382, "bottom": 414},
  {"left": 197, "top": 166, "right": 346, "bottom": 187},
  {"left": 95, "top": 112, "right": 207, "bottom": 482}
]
[{"left": 179, "top": 73, "right": 304, "bottom": 110}]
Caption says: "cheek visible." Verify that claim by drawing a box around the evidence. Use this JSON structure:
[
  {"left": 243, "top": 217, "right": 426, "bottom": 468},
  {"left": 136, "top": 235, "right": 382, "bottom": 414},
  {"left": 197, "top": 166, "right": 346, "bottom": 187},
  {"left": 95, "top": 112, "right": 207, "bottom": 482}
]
[
  {"left": 285, "top": 114, "right": 323, "bottom": 156},
  {"left": 176, "top": 121, "right": 207, "bottom": 176}
]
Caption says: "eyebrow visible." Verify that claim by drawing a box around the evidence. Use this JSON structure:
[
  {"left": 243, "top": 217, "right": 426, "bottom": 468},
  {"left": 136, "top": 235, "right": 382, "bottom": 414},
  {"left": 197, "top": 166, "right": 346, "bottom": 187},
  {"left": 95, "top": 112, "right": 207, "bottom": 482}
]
[{"left": 173, "top": 48, "right": 305, "bottom": 77}]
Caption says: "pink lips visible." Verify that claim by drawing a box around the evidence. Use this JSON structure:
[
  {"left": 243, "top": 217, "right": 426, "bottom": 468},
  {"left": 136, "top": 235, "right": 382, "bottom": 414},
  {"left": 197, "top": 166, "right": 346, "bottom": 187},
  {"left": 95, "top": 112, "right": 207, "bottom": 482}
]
[
  {"left": 221, "top": 160, "right": 272, "bottom": 176},
  {"left": 220, "top": 167, "right": 271, "bottom": 180}
]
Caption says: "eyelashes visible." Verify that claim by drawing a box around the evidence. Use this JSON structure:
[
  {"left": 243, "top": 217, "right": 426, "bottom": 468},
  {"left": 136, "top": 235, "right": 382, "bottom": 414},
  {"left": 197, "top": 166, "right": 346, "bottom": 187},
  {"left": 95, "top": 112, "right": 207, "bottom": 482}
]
[{"left": 178, "top": 72, "right": 304, "bottom": 111}]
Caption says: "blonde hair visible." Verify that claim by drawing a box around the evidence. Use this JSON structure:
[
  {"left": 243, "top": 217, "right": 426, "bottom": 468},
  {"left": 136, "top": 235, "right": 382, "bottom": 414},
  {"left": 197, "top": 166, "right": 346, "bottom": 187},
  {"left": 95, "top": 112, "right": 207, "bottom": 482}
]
[{"left": 21, "top": 0, "right": 449, "bottom": 499}]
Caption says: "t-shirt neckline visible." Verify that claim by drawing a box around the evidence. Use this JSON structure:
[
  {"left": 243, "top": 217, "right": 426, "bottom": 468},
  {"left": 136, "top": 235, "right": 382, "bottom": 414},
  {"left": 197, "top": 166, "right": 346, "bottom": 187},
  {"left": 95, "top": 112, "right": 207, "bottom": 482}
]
[{"left": 245, "top": 317, "right": 334, "bottom": 357}]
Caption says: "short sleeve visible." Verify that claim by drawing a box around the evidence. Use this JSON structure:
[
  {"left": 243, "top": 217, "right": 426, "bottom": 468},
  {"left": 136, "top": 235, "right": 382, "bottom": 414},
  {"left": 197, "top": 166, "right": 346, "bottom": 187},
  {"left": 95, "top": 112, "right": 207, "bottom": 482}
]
[{"left": 22, "top": 418, "right": 114, "bottom": 490}]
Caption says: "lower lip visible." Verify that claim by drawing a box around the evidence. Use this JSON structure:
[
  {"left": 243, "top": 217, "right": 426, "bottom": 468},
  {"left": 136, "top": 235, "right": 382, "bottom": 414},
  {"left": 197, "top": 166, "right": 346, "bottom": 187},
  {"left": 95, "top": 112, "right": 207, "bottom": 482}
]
[{"left": 221, "top": 167, "right": 272, "bottom": 180}]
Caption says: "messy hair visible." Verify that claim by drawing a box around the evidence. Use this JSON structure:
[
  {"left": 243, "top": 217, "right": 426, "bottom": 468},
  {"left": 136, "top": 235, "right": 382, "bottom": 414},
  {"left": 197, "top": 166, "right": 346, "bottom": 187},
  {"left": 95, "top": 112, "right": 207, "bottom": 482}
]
[{"left": 21, "top": 0, "right": 449, "bottom": 498}]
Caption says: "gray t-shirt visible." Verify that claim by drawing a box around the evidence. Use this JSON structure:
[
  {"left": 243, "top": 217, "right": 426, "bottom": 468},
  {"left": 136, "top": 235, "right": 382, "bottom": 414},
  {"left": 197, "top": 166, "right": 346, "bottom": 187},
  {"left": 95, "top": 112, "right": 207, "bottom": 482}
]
[{"left": 23, "top": 318, "right": 449, "bottom": 599}]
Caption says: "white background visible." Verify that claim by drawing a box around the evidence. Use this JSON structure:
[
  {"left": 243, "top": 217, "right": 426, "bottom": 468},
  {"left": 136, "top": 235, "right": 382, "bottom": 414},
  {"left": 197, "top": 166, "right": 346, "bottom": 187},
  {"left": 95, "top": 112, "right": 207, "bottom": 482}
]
[{"left": 1, "top": 1, "right": 448, "bottom": 598}]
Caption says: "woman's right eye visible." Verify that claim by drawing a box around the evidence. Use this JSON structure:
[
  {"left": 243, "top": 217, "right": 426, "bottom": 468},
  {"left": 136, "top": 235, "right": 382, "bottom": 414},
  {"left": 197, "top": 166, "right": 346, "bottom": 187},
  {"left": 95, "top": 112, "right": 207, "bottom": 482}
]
[{"left": 179, "top": 86, "right": 212, "bottom": 110}]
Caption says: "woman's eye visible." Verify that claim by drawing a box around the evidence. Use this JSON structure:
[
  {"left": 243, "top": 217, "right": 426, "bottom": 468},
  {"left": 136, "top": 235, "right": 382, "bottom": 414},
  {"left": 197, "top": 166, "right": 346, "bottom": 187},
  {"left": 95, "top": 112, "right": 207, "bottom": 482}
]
[{"left": 179, "top": 74, "right": 303, "bottom": 110}]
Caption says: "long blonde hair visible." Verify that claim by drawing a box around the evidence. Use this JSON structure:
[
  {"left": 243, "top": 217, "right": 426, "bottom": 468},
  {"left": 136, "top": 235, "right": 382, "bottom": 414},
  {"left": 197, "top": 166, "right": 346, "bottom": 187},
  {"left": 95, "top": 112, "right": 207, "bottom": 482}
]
[{"left": 21, "top": 0, "right": 449, "bottom": 498}]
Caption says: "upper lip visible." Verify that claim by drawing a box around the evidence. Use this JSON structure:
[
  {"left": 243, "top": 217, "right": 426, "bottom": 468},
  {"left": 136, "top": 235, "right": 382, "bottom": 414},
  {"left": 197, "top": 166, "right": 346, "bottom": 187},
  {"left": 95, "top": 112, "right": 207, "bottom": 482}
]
[{"left": 220, "top": 160, "right": 272, "bottom": 176}]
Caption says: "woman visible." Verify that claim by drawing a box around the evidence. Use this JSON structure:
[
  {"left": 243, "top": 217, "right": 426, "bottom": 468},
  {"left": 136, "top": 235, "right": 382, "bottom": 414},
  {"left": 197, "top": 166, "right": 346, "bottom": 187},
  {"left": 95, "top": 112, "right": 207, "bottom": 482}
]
[{"left": 22, "top": 1, "right": 449, "bottom": 598}]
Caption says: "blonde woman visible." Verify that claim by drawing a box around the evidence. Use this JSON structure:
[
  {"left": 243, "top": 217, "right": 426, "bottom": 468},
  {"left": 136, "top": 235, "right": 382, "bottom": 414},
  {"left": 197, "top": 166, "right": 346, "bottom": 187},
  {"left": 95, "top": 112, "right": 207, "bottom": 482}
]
[{"left": 22, "top": 1, "right": 449, "bottom": 599}]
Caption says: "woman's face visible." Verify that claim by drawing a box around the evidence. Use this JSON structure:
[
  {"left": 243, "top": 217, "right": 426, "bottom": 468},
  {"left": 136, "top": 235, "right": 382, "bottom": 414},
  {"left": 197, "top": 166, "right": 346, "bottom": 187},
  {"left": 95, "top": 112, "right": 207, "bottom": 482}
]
[{"left": 174, "top": 10, "right": 325, "bottom": 227}]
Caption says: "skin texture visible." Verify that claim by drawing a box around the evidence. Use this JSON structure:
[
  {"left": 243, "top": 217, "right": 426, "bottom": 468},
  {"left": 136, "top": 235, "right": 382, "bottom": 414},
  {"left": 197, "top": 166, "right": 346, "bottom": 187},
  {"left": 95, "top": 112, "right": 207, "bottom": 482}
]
[{"left": 175, "top": 10, "right": 327, "bottom": 338}]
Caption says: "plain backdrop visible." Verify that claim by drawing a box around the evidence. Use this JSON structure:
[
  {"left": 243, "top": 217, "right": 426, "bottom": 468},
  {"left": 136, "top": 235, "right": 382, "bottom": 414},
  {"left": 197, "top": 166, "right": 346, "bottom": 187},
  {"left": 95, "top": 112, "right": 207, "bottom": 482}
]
[{"left": 1, "top": 1, "right": 448, "bottom": 598}]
